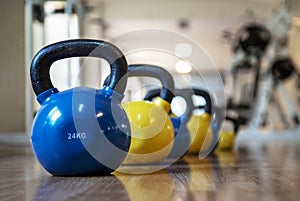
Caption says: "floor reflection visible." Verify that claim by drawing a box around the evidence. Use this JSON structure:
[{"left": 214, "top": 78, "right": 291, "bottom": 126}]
[
  {"left": 115, "top": 170, "right": 174, "bottom": 201},
  {"left": 34, "top": 175, "right": 129, "bottom": 201}
]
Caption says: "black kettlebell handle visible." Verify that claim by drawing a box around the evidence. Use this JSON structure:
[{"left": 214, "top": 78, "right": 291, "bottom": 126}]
[
  {"left": 225, "top": 116, "right": 240, "bottom": 133},
  {"left": 174, "top": 89, "right": 194, "bottom": 123},
  {"left": 144, "top": 88, "right": 161, "bottom": 101},
  {"left": 145, "top": 88, "right": 212, "bottom": 114},
  {"left": 31, "top": 39, "right": 128, "bottom": 96},
  {"left": 144, "top": 88, "right": 193, "bottom": 122},
  {"left": 189, "top": 88, "right": 212, "bottom": 114},
  {"left": 104, "top": 64, "right": 175, "bottom": 103}
]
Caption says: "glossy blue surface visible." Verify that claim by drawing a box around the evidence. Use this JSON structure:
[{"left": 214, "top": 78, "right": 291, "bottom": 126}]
[
  {"left": 31, "top": 86, "right": 131, "bottom": 176},
  {"left": 168, "top": 116, "right": 190, "bottom": 159}
]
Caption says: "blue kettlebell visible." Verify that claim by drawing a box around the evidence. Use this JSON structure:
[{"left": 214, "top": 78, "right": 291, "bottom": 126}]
[
  {"left": 30, "top": 39, "right": 131, "bottom": 176},
  {"left": 144, "top": 88, "right": 194, "bottom": 159}
]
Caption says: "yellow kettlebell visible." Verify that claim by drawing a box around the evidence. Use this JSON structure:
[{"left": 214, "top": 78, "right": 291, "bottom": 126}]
[
  {"left": 144, "top": 88, "right": 195, "bottom": 159},
  {"left": 104, "top": 64, "right": 175, "bottom": 164},
  {"left": 186, "top": 89, "right": 213, "bottom": 155},
  {"left": 216, "top": 116, "right": 239, "bottom": 151},
  {"left": 144, "top": 88, "right": 215, "bottom": 156}
]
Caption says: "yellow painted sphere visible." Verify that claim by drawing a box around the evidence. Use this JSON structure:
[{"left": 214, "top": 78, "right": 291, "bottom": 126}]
[
  {"left": 187, "top": 113, "right": 211, "bottom": 154},
  {"left": 216, "top": 131, "right": 235, "bottom": 151},
  {"left": 122, "top": 99, "right": 174, "bottom": 164}
]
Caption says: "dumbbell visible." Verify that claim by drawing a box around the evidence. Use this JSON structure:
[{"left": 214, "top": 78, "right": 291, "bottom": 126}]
[
  {"left": 30, "top": 39, "right": 131, "bottom": 176},
  {"left": 104, "top": 64, "right": 175, "bottom": 164}
]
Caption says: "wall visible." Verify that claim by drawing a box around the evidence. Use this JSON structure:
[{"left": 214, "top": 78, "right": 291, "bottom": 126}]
[{"left": 0, "top": 0, "right": 25, "bottom": 132}]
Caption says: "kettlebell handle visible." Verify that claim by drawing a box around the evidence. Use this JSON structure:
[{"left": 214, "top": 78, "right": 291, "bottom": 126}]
[
  {"left": 30, "top": 39, "right": 128, "bottom": 96},
  {"left": 225, "top": 116, "right": 240, "bottom": 133},
  {"left": 145, "top": 88, "right": 212, "bottom": 114},
  {"left": 190, "top": 88, "right": 212, "bottom": 114},
  {"left": 144, "top": 88, "right": 161, "bottom": 101},
  {"left": 104, "top": 64, "right": 175, "bottom": 103},
  {"left": 144, "top": 88, "right": 193, "bottom": 122},
  {"left": 174, "top": 89, "right": 194, "bottom": 123}
]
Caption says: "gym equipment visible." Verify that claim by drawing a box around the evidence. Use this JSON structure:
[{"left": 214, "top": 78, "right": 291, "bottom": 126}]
[
  {"left": 271, "top": 58, "right": 296, "bottom": 81},
  {"left": 217, "top": 116, "right": 240, "bottom": 151},
  {"left": 249, "top": 57, "right": 300, "bottom": 130},
  {"left": 30, "top": 39, "right": 131, "bottom": 176},
  {"left": 144, "top": 88, "right": 194, "bottom": 159},
  {"left": 225, "top": 23, "right": 271, "bottom": 129},
  {"left": 247, "top": 0, "right": 299, "bottom": 130},
  {"left": 224, "top": 0, "right": 300, "bottom": 132},
  {"left": 104, "top": 64, "right": 175, "bottom": 164},
  {"left": 186, "top": 89, "right": 213, "bottom": 154},
  {"left": 232, "top": 23, "right": 271, "bottom": 54}
]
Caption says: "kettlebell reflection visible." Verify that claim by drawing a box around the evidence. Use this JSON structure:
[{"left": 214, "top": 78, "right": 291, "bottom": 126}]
[
  {"left": 34, "top": 175, "right": 129, "bottom": 201},
  {"left": 214, "top": 150, "right": 237, "bottom": 167},
  {"left": 167, "top": 153, "right": 236, "bottom": 200},
  {"left": 183, "top": 156, "right": 215, "bottom": 191},
  {"left": 114, "top": 169, "right": 174, "bottom": 201},
  {"left": 34, "top": 153, "right": 237, "bottom": 201},
  {"left": 167, "top": 156, "right": 217, "bottom": 200}
]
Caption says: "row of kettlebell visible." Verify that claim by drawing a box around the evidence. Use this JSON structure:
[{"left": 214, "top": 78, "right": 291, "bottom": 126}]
[
  {"left": 142, "top": 88, "right": 239, "bottom": 154},
  {"left": 30, "top": 39, "right": 237, "bottom": 176}
]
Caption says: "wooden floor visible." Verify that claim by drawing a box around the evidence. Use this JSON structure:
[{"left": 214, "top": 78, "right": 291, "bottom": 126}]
[{"left": 1, "top": 133, "right": 300, "bottom": 201}]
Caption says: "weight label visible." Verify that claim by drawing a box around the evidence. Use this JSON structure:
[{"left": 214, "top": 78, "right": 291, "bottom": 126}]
[{"left": 67, "top": 132, "right": 86, "bottom": 140}]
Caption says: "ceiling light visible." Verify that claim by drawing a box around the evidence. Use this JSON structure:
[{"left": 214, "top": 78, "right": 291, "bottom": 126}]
[{"left": 175, "top": 60, "right": 192, "bottom": 74}]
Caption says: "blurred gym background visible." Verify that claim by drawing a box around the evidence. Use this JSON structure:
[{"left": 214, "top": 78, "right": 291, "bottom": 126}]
[{"left": 0, "top": 0, "right": 299, "bottom": 137}]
